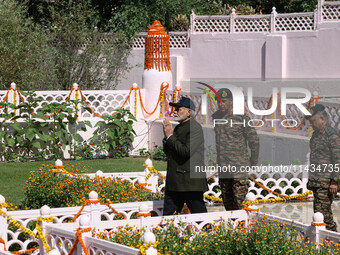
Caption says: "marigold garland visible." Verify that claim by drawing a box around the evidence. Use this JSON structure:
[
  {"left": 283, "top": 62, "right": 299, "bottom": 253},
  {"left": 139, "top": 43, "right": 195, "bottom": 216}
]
[
  {"left": 242, "top": 191, "right": 313, "bottom": 207},
  {"left": 53, "top": 165, "right": 65, "bottom": 169},
  {"left": 52, "top": 167, "right": 78, "bottom": 177},
  {"left": 204, "top": 194, "right": 222, "bottom": 202},
  {"left": 77, "top": 87, "right": 132, "bottom": 117},
  {"left": 70, "top": 198, "right": 125, "bottom": 222},
  {"left": 68, "top": 227, "right": 91, "bottom": 255},
  {"left": 143, "top": 165, "right": 166, "bottom": 180},
  {"left": 242, "top": 207, "right": 259, "bottom": 212},
  {"left": 0, "top": 237, "right": 6, "bottom": 251},
  {"left": 0, "top": 208, "right": 36, "bottom": 238},
  {"left": 136, "top": 212, "right": 151, "bottom": 217},
  {"left": 139, "top": 241, "right": 160, "bottom": 255},
  {"left": 137, "top": 83, "right": 169, "bottom": 116},
  {"left": 249, "top": 175, "right": 288, "bottom": 198},
  {"left": 9, "top": 246, "right": 39, "bottom": 255},
  {"left": 0, "top": 202, "right": 9, "bottom": 208},
  {"left": 0, "top": 210, "right": 56, "bottom": 254},
  {"left": 101, "top": 200, "right": 126, "bottom": 220},
  {"left": 35, "top": 224, "right": 51, "bottom": 253},
  {"left": 311, "top": 222, "right": 326, "bottom": 227},
  {"left": 37, "top": 216, "right": 54, "bottom": 223},
  {"left": 144, "top": 20, "right": 170, "bottom": 72}
]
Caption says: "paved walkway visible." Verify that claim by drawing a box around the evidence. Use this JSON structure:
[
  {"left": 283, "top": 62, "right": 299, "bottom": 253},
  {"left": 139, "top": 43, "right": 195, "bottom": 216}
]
[{"left": 207, "top": 200, "right": 340, "bottom": 232}]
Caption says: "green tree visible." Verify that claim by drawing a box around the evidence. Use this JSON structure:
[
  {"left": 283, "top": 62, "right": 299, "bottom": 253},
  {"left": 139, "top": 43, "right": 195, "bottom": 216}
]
[
  {"left": 43, "top": 0, "right": 132, "bottom": 90},
  {"left": 0, "top": 0, "right": 55, "bottom": 90},
  {"left": 107, "top": 0, "right": 319, "bottom": 35}
]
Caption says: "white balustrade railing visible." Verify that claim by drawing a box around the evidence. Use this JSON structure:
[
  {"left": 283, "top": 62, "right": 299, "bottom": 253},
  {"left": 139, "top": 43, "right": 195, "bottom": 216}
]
[
  {"left": 2, "top": 191, "right": 339, "bottom": 255},
  {"left": 1, "top": 198, "right": 163, "bottom": 252},
  {"left": 44, "top": 209, "right": 249, "bottom": 255},
  {"left": 85, "top": 164, "right": 310, "bottom": 206},
  {"left": 0, "top": 157, "right": 313, "bottom": 251},
  {"left": 0, "top": 87, "right": 132, "bottom": 122}
]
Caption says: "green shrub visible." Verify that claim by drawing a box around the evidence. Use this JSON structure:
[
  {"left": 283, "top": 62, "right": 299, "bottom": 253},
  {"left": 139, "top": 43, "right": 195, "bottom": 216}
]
[
  {"left": 23, "top": 163, "right": 163, "bottom": 209},
  {"left": 95, "top": 215, "right": 338, "bottom": 254}
]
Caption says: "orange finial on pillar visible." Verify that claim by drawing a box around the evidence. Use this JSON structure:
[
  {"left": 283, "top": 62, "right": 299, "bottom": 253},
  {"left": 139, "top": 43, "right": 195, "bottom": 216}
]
[{"left": 144, "top": 21, "right": 171, "bottom": 72}]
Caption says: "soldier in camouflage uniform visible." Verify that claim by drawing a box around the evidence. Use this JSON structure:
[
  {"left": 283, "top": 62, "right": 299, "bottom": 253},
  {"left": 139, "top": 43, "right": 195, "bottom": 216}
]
[
  {"left": 306, "top": 104, "right": 340, "bottom": 232},
  {"left": 213, "top": 88, "right": 259, "bottom": 210}
]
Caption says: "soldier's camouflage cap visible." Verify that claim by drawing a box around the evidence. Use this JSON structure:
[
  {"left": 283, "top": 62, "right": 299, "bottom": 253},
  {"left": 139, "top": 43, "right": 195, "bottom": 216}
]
[
  {"left": 216, "top": 88, "right": 233, "bottom": 100},
  {"left": 306, "top": 104, "right": 325, "bottom": 119}
]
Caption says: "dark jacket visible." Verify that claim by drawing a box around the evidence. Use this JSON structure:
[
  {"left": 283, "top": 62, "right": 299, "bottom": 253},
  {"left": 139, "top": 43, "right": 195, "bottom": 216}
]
[
  {"left": 308, "top": 125, "right": 340, "bottom": 188},
  {"left": 163, "top": 118, "right": 208, "bottom": 192}
]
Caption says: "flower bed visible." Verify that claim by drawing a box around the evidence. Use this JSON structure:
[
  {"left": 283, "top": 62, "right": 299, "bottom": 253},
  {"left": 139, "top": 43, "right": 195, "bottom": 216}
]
[
  {"left": 93, "top": 215, "right": 340, "bottom": 255},
  {"left": 23, "top": 163, "right": 163, "bottom": 209}
]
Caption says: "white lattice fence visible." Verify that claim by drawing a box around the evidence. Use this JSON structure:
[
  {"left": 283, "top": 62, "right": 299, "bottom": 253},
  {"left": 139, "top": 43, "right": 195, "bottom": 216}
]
[
  {"left": 133, "top": 32, "right": 189, "bottom": 49},
  {"left": 235, "top": 15, "right": 270, "bottom": 33},
  {"left": 190, "top": 6, "right": 326, "bottom": 33},
  {"left": 322, "top": 1, "right": 340, "bottom": 20},
  {"left": 78, "top": 90, "right": 131, "bottom": 120},
  {"left": 192, "top": 16, "right": 231, "bottom": 33},
  {"left": 0, "top": 89, "right": 132, "bottom": 121},
  {"left": 325, "top": 102, "right": 340, "bottom": 131},
  {"left": 275, "top": 13, "right": 315, "bottom": 32}
]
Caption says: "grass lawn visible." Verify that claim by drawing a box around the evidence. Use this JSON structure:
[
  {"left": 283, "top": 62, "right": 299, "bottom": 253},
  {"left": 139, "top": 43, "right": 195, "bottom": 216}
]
[{"left": 0, "top": 157, "right": 167, "bottom": 207}]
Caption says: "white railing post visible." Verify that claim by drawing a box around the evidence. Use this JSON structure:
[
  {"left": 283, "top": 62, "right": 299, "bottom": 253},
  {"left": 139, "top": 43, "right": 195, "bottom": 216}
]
[
  {"left": 230, "top": 9, "right": 236, "bottom": 33},
  {"left": 143, "top": 159, "right": 159, "bottom": 193},
  {"left": 39, "top": 205, "right": 52, "bottom": 255},
  {"left": 8, "top": 83, "right": 16, "bottom": 104},
  {"left": 88, "top": 191, "right": 101, "bottom": 225},
  {"left": 0, "top": 195, "right": 7, "bottom": 252},
  {"left": 71, "top": 83, "right": 78, "bottom": 101},
  {"left": 271, "top": 7, "right": 277, "bottom": 33},
  {"left": 77, "top": 216, "right": 91, "bottom": 255},
  {"left": 243, "top": 193, "right": 259, "bottom": 227},
  {"left": 143, "top": 231, "right": 157, "bottom": 255},
  {"left": 317, "top": 0, "right": 325, "bottom": 24},
  {"left": 7, "top": 83, "right": 17, "bottom": 117},
  {"left": 190, "top": 11, "right": 196, "bottom": 34},
  {"left": 314, "top": 9, "right": 318, "bottom": 30},
  {"left": 138, "top": 204, "right": 151, "bottom": 229},
  {"left": 306, "top": 212, "right": 326, "bottom": 247}
]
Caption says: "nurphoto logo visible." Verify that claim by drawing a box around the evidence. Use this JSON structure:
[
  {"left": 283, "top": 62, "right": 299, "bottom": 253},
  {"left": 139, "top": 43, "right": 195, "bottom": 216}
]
[{"left": 199, "top": 84, "right": 312, "bottom": 128}]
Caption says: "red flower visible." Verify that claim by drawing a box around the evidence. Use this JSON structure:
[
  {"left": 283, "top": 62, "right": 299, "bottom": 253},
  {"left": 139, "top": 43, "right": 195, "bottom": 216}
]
[
  {"left": 58, "top": 143, "right": 63, "bottom": 146},
  {"left": 89, "top": 143, "right": 94, "bottom": 146},
  {"left": 7, "top": 145, "right": 12, "bottom": 148},
  {"left": 116, "top": 146, "right": 121, "bottom": 149}
]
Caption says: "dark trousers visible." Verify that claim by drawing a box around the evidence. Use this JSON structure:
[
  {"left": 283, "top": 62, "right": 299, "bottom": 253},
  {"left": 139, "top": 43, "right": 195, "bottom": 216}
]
[
  {"left": 162, "top": 190, "right": 207, "bottom": 216},
  {"left": 312, "top": 187, "right": 337, "bottom": 232},
  {"left": 219, "top": 178, "right": 248, "bottom": 211}
]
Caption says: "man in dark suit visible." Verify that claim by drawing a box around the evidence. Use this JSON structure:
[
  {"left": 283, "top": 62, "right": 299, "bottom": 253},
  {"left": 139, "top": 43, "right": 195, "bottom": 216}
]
[{"left": 162, "top": 97, "right": 208, "bottom": 216}]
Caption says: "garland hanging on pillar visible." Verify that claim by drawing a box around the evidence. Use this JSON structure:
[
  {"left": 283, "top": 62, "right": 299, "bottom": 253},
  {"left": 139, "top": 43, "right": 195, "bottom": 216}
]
[{"left": 144, "top": 20, "right": 171, "bottom": 72}]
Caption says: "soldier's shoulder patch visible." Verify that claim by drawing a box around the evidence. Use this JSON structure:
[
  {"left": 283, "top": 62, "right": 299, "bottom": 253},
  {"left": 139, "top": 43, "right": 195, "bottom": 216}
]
[{"left": 325, "top": 127, "right": 335, "bottom": 136}]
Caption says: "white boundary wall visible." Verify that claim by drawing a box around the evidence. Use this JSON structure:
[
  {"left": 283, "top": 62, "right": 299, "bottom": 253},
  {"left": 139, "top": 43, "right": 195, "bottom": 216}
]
[{"left": 119, "top": 0, "right": 340, "bottom": 91}]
